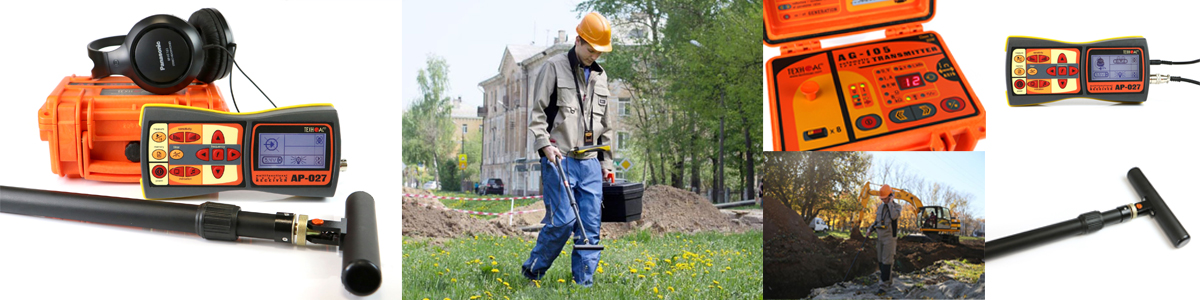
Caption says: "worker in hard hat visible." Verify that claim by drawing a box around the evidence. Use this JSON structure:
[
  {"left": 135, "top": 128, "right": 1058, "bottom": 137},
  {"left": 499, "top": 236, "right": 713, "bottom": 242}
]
[
  {"left": 869, "top": 184, "right": 903, "bottom": 295},
  {"left": 521, "top": 12, "right": 615, "bottom": 287}
]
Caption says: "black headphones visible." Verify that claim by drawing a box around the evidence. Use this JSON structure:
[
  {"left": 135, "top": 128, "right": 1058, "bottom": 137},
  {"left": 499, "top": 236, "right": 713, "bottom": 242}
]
[{"left": 88, "top": 8, "right": 234, "bottom": 95}]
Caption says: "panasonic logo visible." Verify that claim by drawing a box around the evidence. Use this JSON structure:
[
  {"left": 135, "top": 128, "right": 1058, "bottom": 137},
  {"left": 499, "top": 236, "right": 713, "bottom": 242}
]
[{"left": 155, "top": 41, "right": 165, "bottom": 71}]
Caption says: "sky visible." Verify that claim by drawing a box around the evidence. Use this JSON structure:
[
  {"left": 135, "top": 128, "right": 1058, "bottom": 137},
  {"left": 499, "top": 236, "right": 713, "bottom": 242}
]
[
  {"left": 402, "top": 0, "right": 585, "bottom": 113},
  {"left": 869, "top": 152, "right": 986, "bottom": 217}
]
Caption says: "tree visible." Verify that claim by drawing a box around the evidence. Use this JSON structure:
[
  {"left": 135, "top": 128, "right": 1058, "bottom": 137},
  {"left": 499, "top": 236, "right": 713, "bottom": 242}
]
[
  {"left": 762, "top": 152, "right": 872, "bottom": 224},
  {"left": 402, "top": 54, "right": 456, "bottom": 188},
  {"left": 577, "top": 0, "right": 762, "bottom": 202}
]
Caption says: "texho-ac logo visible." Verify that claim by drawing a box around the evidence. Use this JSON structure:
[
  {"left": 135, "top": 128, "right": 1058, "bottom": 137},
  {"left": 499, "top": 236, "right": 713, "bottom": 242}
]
[{"left": 786, "top": 63, "right": 824, "bottom": 77}]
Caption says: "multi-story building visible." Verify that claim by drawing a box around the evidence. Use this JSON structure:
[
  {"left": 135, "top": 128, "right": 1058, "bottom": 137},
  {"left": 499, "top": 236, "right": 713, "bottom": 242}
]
[{"left": 479, "top": 31, "right": 633, "bottom": 195}]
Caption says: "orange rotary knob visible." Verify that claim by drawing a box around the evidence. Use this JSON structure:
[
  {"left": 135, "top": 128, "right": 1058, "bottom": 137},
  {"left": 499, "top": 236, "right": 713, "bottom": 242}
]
[{"left": 801, "top": 81, "right": 820, "bottom": 101}]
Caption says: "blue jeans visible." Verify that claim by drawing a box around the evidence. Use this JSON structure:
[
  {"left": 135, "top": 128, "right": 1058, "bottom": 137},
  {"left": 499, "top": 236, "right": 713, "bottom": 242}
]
[{"left": 521, "top": 157, "right": 603, "bottom": 286}]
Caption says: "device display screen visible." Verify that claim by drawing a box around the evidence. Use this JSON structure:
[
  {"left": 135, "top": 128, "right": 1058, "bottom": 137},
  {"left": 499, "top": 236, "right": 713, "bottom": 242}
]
[
  {"left": 896, "top": 73, "right": 925, "bottom": 90},
  {"left": 1090, "top": 54, "right": 1140, "bottom": 81},
  {"left": 257, "top": 132, "right": 327, "bottom": 169}
]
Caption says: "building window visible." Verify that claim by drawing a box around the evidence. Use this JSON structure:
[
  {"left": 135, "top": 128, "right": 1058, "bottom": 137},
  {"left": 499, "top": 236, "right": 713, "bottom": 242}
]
[
  {"left": 619, "top": 97, "right": 631, "bottom": 116},
  {"left": 617, "top": 131, "right": 630, "bottom": 151},
  {"left": 462, "top": 124, "right": 468, "bottom": 134}
]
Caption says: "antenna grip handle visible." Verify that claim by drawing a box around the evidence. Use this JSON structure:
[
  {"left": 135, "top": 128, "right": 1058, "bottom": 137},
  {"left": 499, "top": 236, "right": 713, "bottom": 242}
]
[
  {"left": 340, "top": 191, "right": 382, "bottom": 296},
  {"left": 1128, "top": 167, "right": 1190, "bottom": 248}
]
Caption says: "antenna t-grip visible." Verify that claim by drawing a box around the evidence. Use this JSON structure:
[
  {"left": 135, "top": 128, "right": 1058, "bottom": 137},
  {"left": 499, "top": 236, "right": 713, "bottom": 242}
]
[
  {"left": 986, "top": 167, "right": 1190, "bottom": 258},
  {"left": 1127, "top": 167, "right": 1190, "bottom": 248}
]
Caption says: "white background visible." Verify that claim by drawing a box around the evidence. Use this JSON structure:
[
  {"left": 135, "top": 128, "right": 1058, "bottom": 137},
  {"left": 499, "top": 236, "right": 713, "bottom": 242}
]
[
  {"left": 0, "top": 1, "right": 402, "bottom": 299},
  {"left": 765, "top": 0, "right": 1200, "bottom": 298}
]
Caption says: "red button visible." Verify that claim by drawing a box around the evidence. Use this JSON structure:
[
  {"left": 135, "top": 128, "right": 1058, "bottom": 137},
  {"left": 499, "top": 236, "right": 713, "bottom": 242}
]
[
  {"left": 196, "top": 148, "right": 210, "bottom": 161},
  {"left": 1014, "top": 79, "right": 1026, "bottom": 89},
  {"left": 212, "top": 149, "right": 225, "bottom": 161},
  {"left": 226, "top": 148, "right": 241, "bottom": 161},
  {"left": 211, "top": 166, "right": 225, "bottom": 179},
  {"left": 1069, "top": 66, "right": 1079, "bottom": 76},
  {"left": 1028, "top": 55, "right": 1048, "bottom": 63},
  {"left": 185, "top": 132, "right": 201, "bottom": 142},
  {"left": 1059, "top": 79, "right": 1069, "bottom": 89},
  {"left": 152, "top": 165, "right": 167, "bottom": 178},
  {"left": 186, "top": 167, "right": 201, "bottom": 177},
  {"left": 170, "top": 167, "right": 185, "bottom": 177},
  {"left": 1058, "top": 67, "right": 1068, "bottom": 77},
  {"left": 1046, "top": 67, "right": 1057, "bottom": 76},
  {"left": 211, "top": 130, "right": 225, "bottom": 144},
  {"left": 1058, "top": 53, "right": 1067, "bottom": 63},
  {"left": 170, "top": 132, "right": 186, "bottom": 142}
]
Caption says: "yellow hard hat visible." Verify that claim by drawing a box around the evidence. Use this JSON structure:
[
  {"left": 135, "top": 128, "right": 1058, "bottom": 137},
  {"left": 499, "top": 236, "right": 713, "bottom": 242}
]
[
  {"left": 576, "top": 12, "right": 613, "bottom": 52},
  {"left": 879, "top": 184, "right": 893, "bottom": 197}
]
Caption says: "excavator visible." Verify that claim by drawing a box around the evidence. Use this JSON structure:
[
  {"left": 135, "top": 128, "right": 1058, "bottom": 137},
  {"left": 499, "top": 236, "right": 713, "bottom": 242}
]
[{"left": 851, "top": 182, "right": 962, "bottom": 244}]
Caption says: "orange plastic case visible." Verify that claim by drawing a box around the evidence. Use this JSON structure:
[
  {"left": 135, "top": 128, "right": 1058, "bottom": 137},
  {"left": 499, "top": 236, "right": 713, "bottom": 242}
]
[
  {"left": 764, "top": 0, "right": 986, "bottom": 151},
  {"left": 37, "top": 76, "right": 228, "bottom": 182}
]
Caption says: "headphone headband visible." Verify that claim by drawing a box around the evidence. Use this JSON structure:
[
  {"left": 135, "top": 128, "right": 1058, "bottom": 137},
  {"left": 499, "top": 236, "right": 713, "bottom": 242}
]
[{"left": 87, "top": 35, "right": 128, "bottom": 79}]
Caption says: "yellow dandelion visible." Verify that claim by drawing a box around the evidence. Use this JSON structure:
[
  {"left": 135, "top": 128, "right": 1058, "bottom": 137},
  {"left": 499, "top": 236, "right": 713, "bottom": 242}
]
[
  {"left": 486, "top": 291, "right": 493, "bottom": 297},
  {"left": 497, "top": 278, "right": 503, "bottom": 282},
  {"left": 489, "top": 255, "right": 496, "bottom": 260},
  {"left": 657, "top": 295, "right": 663, "bottom": 299},
  {"left": 492, "top": 261, "right": 498, "bottom": 265},
  {"left": 713, "top": 280, "right": 720, "bottom": 285},
  {"left": 434, "top": 263, "right": 439, "bottom": 267},
  {"left": 665, "top": 271, "right": 673, "bottom": 275},
  {"left": 638, "top": 274, "right": 646, "bottom": 279},
  {"left": 597, "top": 266, "right": 604, "bottom": 273},
  {"left": 668, "top": 286, "right": 675, "bottom": 292},
  {"left": 491, "top": 268, "right": 499, "bottom": 273},
  {"left": 470, "top": 296, "right": 480, "bottom": 300},
  {"left": 558, "top": 279, "right": 566, "bottom": 283},
  {"left": 451, "top": 278, "right": 457, "bottom": 283},
  {"left": 630, "top": 268, "right": 638, "bottom": 274},
  {"left": 654, "top": 286, "right": 659, "bottom": 294}
]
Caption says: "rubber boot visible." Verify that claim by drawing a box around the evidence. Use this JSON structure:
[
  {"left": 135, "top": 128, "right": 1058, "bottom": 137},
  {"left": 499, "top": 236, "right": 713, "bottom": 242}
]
[{"left": 876, "top": 263, "right": 892, "bottom": 295}]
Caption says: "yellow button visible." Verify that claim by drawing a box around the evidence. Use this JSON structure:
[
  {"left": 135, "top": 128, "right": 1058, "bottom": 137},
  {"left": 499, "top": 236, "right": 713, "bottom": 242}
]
[
  {"left": 152, "top": 150, "right": 166, "bottom": 160},
  {"left": 1014, "top": 55, "right": 1025, "bottom": 63},
  {"left": 151, "top": 132, "right": 166, "bottom": 143},
  {"left": 169, "top": 150, "right": 184, "bottom": 160},
  {"left": 1027, "top": 68, "right": 1037, "bottom": 76}
]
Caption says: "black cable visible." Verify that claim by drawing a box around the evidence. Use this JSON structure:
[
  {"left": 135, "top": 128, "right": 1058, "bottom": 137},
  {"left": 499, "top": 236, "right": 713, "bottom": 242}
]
[
  {"left": 1150, "top": 58, "right": 1200, "bottom": 65},
  {"left": 204, "top": 45, "right": 278, "bottom": 112},
  {"left": 1171, "top": 76, "right": 1200, "bottom": 86}
]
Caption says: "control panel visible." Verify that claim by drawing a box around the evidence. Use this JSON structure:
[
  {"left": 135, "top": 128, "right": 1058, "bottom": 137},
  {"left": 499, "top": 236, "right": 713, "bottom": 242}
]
[
  {"left": 1006, "top": 37, "right": 1149, "bottom": 105},
  {"left": 767, "top": 32, "right": 983, "bottom": 150},
  {"left": 140, "top": 104, "right": 340, "bottom": 199}
]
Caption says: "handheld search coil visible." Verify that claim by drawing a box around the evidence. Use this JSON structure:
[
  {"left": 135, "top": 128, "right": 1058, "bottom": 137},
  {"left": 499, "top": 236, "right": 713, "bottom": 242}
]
[
  {"left": 0, "top": 186, "right": 382, "bottom": 296},
  {"left": 986, "top": 167, "right": 1189, "bottom": 258}
]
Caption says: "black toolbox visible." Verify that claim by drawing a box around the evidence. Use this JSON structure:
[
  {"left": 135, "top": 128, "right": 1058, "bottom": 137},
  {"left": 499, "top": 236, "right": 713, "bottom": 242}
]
[{"left": 601, "top": 181, "right": 643, "bottom": 222}]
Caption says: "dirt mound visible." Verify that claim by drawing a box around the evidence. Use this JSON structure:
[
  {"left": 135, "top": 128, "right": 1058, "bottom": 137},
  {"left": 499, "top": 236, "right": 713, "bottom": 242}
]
[
  {"left": 493, "top": 185, "right": 752, "bottom": 239},
  {"left": 894, "top": 237, "right": 984, "bottom": 273},
  {"left": 764, "top": 196, "right": 879, "bottom": 299},
  {"left": 402, "top": 196, "right": 523, "bottom": 239}
]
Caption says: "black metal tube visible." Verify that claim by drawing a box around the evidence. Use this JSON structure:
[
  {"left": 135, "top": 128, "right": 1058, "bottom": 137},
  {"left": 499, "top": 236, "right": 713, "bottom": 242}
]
[
  {"left": 2, "top": 186, "right": 198, "bottom": 233},
  {"left": 987, "top": 218, "right": 1083, "bottom": 258},
  {"left": 341, "top": 191, "right": 382, "bottom": 296},
  {"left": 236, "top": 211, "right": 281, "bottom": 240}
]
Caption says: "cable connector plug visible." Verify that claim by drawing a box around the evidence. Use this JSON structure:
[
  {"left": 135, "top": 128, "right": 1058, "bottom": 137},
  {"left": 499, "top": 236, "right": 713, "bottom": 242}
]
[{"left": 1150, "top": 74, "right": 1172, "bottom": 84}]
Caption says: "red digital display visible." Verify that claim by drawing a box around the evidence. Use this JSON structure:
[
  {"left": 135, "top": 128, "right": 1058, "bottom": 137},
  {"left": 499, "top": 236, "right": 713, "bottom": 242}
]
[{"left": 896, "top": 73, "right": 925, "bottom": 90}]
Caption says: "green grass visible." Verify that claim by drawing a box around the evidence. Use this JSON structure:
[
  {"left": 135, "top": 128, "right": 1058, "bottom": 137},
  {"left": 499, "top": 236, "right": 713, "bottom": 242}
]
[
  {"left": 432, "top": 191, "right": 542, "bottom": 220},
  {"left": 402, "top": 230, "right": 763, "bottom": 300},
  {"left": 950, "top": 259, "right": 985, "bottom": 283}
]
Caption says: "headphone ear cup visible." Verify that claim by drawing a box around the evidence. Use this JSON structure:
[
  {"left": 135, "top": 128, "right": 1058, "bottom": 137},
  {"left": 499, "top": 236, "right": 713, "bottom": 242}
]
[{"left": 188, "top": 8, "right": 233, "bottom": 83}]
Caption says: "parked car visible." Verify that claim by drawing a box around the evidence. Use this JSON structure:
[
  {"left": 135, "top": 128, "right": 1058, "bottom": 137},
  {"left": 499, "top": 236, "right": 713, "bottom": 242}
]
[
  {"left": 809, "top": 217, "right": 829, "bottom": 232},
  {"left": 422, "top": 181, "right": 440, "bottom": 190},
  {"left": 482, "top": 178, "right": 505, "bottom": 195}
]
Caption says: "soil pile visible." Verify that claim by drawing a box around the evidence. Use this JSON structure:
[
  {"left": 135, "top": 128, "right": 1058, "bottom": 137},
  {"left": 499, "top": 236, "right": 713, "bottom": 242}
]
[
  {"left": 894, "top": 237, "right": 985, "bottom": 273},
  {"left": 491, "top": 185, "right": 753, "bottom": 238},
  {"left": 764, "top": 196, "right": 879, "bottom": 299},
  {"left": 402, "top": 193, "right": 523, "bottom": 239}
]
